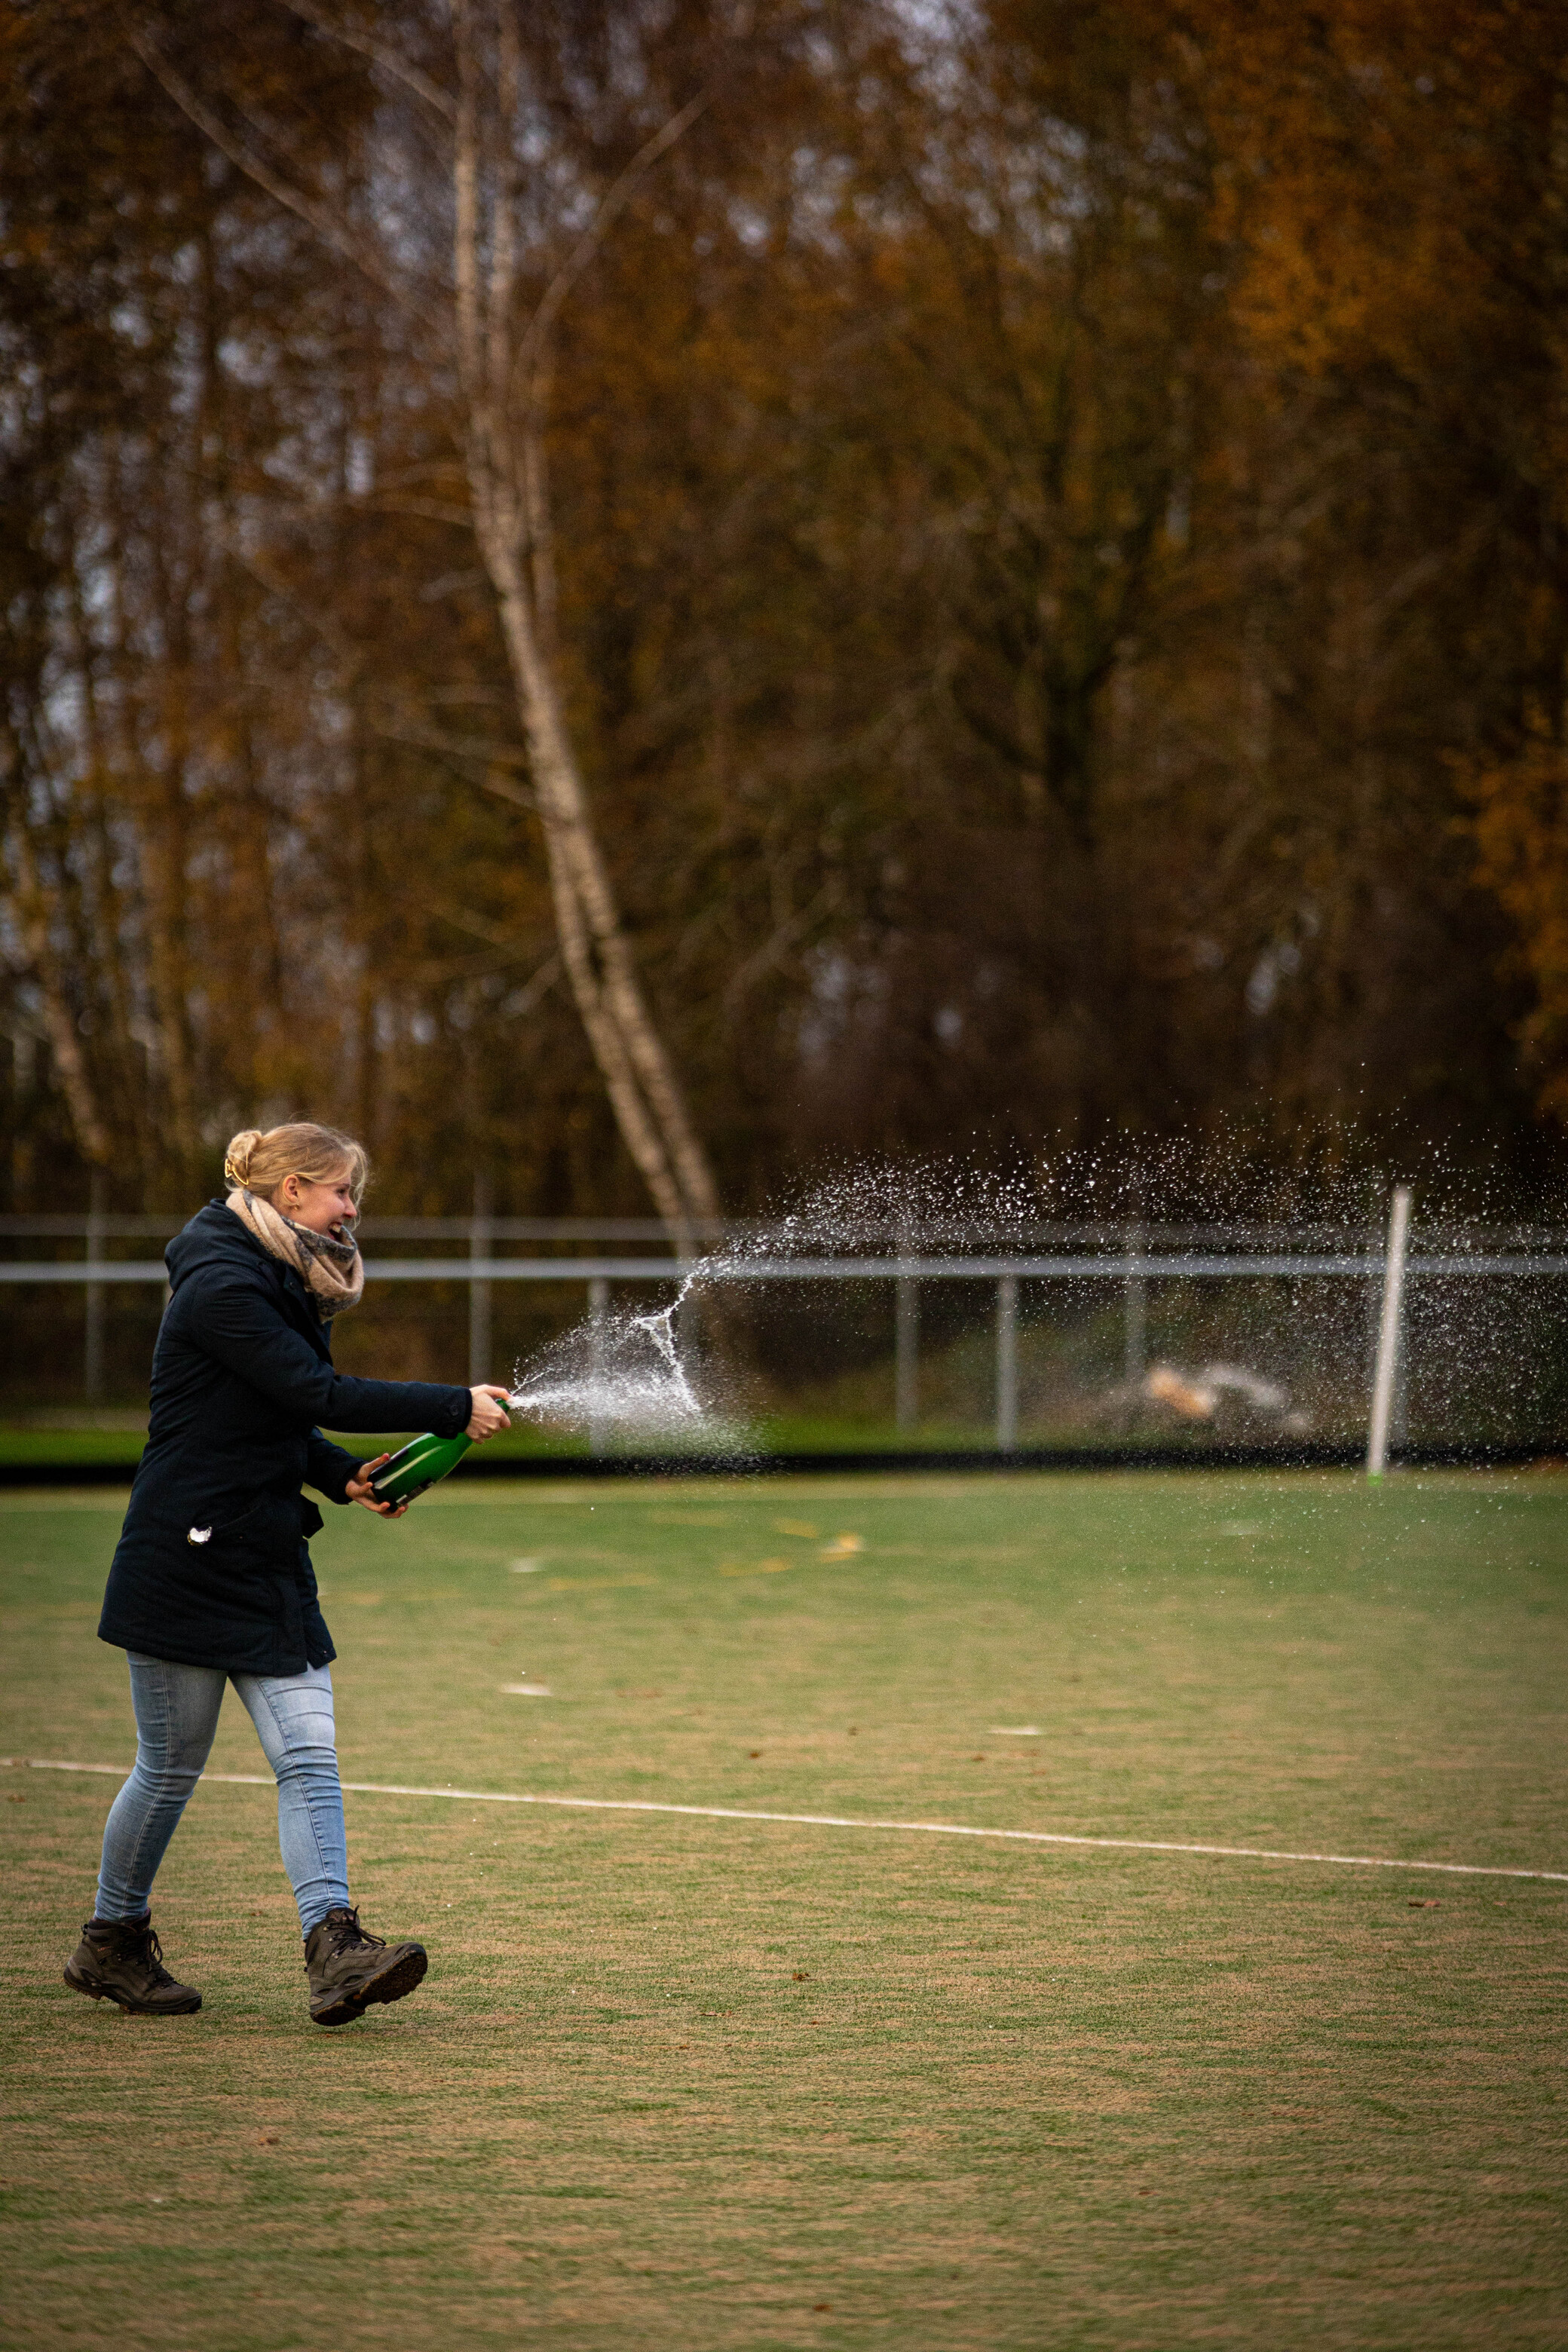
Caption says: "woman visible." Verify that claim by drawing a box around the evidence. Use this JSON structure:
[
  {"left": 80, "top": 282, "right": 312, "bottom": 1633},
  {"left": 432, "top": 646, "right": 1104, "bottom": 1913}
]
[{"left": 63, "top": 1122, "right": 512, "bottom": 2026}]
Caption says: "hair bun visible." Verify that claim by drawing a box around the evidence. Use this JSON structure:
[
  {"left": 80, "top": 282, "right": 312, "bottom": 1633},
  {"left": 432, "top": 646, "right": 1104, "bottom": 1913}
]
[
  {"left": 223, "top": 1129, "right": 264, "bottom": 1188},
  {"left": 219, "top": 1120, "right": 369, "bottom": 1205}
]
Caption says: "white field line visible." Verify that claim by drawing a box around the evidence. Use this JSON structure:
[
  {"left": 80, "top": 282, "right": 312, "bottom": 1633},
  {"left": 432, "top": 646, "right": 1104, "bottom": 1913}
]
[{"left": 5, "top": 1754, "right": 1565, "bottom": 1883}]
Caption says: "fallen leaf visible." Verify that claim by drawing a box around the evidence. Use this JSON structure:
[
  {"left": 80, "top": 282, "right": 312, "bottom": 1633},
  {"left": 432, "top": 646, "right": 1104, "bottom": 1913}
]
[{"left": 547, "top": 1574, "right": 656, "bottom": 1591}]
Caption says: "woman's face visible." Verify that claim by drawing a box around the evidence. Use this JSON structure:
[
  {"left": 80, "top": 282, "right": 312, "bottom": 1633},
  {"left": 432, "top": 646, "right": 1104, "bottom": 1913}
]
[{"left": 278, "top": 1166, "right": 359, "bottom": 1240}]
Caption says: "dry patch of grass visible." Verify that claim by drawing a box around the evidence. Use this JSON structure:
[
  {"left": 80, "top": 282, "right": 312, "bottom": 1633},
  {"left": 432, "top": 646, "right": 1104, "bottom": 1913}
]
[{"left": 4, "top": 1472, "right": 1567, "bottom": 2350}]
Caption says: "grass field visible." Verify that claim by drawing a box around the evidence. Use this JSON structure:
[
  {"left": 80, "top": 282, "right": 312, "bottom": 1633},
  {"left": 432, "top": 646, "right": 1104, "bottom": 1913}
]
[
  {"left": 4, "top": 1468, "right": 1566, "bottom": 2350},
  {"left": 0, "top": 1412, "right": 1236, "bottom": 1472}
]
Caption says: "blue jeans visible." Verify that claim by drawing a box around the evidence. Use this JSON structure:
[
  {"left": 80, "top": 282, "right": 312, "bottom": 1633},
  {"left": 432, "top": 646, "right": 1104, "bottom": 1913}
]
[{"left": 96, "top": 1654, "right": 350, "bottom": 1935}]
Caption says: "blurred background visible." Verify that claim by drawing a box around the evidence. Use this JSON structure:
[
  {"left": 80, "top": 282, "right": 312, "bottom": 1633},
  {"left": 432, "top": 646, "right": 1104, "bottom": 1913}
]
[{"left": 2, "top": 0, "right": 1565, "bottom": 1435}]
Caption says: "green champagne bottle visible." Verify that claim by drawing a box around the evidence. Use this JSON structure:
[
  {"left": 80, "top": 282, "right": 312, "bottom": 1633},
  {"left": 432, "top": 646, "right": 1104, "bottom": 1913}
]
[{"left": 368, "top": 1429, "right": 474, "bottom": 1509}]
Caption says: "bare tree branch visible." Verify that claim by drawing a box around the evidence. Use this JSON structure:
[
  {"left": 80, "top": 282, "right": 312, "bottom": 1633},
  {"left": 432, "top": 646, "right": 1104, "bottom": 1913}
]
[
  {"left": 366, "top": 721, "right": 534, "bottom": 800},
  {"left": 496, "top": 951, "right": 562, "bottom": 1022},
  {"left": 271, "top": 0, "right": 457, "bottom": 124},
  {"left": 489, "top": 2, "right": 521, "bottom": 427},
  {"left": 125, "top": 27, "right": 444, "bottom": 335},
  {"left": 515, "top": 84, "right": 713, "bottom": 387},
  {"left": 213, "top": 531, "right": 364, "bottom": 676},
  {"left": 722, "top": 885, "right": 837, "bottom": 1011},
  {"left": 371, "top": 497, "right": 476, "bottom": 529},
  {"left": 430, "top": 902, "right": 516, "bottom": 949}
]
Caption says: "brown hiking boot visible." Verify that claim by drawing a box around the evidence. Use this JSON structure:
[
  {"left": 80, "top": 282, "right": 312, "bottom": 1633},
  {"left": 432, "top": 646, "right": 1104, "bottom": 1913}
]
[
  {"left": 305, "top": 1906, "right": 427, "bottom": 2027},
  {"left": 64, "top": 1916, "right": 202, "bottom": 2016}
]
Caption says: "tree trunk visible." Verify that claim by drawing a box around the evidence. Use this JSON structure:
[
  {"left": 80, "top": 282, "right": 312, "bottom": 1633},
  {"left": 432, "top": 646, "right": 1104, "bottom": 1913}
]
[
  {"left": 482, "top": 531, "right": 719, "bottom": 1248},
  {"left": 134, "top": 1, "right": 724, "bottom": 1244},
  {"left": 11, "top": 817, "right": 109, "bottom": 1165},
  {"left": 452, "top": 0, "right": 720, "bottom": 1248}
]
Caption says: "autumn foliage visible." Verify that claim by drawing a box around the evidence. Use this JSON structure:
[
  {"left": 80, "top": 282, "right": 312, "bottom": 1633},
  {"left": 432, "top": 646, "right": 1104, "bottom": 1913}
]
[{"left": 2, "top": 0, "right": 1566, "bottom": 1216}]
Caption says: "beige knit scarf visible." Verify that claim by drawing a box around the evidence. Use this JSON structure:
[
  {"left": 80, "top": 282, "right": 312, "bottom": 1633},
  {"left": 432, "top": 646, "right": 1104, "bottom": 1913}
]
[{"left": 225, "top": 1188, "right": 365, "bottom": 1323}]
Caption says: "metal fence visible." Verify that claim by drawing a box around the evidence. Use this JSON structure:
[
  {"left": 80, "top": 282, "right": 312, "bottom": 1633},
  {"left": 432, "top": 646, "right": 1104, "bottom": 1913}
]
[{"left": 3, "top": 1205, "right": 1565, "bottom": 1464}]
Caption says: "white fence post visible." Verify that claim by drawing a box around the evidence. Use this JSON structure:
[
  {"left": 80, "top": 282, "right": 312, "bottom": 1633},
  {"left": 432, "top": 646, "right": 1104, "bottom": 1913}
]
[
  {"left": 588, "top": 1275, "right": 609, "bottom": 1457},
  {"left": 995, "top": 1274, "right": 1018, "bottom": 1452},
  {"left": 1366, "top": 1185, "right": 1413, "bottom": 1481},
  {"left": 895, "top": 1271, "right": 919, "bottom": 1434},
  {"left": 1124, "top": 1220, "right": 1147, "bottom": 1388}
]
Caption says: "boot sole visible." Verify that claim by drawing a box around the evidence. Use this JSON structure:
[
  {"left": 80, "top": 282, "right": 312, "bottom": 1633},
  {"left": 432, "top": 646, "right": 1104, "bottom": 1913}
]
[
  {"left": 63, "top": 1963, "right": 202, "bottom": 2017},
  {"left": 310, "top": 1943, "right": 427, "bottom": 2029}
]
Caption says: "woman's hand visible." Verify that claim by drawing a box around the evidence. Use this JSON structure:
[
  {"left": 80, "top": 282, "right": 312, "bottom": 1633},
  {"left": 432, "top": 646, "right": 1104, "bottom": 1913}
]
[
  {"left": 347, "top": 1455, "right": 407, "bottom": 1517},
  {"left": 467, "top": 1384, "right": 513, "bottom": 1441}
]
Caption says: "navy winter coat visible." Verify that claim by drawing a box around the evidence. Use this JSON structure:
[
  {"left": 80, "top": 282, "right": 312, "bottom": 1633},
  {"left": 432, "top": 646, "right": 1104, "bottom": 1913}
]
[{"left": 99, "top": 1202, "right": 471, "bottom": 1676}]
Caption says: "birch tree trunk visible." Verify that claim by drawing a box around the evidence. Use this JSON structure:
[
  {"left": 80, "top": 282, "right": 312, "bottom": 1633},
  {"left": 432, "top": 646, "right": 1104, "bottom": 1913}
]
[
  {"left": 133, "top": 3, "right": 723, "bottom": 1251},
  {"left": 450, "top": 0, "right": 720, "bottom": 1251}
]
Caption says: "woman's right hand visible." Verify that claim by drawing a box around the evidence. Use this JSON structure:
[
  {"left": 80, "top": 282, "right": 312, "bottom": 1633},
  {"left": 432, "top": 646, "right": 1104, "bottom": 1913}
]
[
  {"left": 467, "top": 1384, "right": 512, "bottom": 1441},
  {"left": 347, "top": 1455, "right": 408, "bottom": 1517}
]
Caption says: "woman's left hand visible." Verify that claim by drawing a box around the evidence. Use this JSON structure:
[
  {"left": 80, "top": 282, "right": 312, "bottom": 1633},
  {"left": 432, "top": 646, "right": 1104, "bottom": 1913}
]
[{"left": 347, "top": 1455, "right": 408, "bottom": 1517}]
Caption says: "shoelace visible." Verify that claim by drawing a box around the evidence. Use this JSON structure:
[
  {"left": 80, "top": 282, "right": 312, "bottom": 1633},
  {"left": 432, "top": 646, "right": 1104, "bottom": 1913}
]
[
  {"left": 323, "top": 1907, "right": 385, "bottom": 1958},
  {"left": 127, "top": 1925, "right": 176, "bottom": 1986}
]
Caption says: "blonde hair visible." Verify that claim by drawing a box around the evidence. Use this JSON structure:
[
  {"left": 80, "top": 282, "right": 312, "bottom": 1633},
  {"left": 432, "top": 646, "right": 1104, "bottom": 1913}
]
[{"left": 223, "top": 1122, "right": 369, "bottom": 1208}]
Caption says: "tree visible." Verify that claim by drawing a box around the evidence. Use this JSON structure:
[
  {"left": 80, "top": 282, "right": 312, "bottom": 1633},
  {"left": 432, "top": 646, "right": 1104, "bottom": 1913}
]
[
  {"left": 1471, "top": 717, "right": 1568, "bottom": 1122},
  {"left": 124, "top": 0, "right": 729, "bottom": 1242},
  {"left": 1194, "top": 0, "right": 1568, "bottom": 1138},
  {"left": 4, "top": 0, "right": 1563, "bottom": 1243}
]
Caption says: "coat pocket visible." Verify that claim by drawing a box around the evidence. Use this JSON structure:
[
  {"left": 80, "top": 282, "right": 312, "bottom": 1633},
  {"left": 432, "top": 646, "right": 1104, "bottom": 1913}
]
[
  {"left": 181, "top": 1491, "right": 302, "bottom": 1563},
  {"left": 185, "top": 1499, "right": 259, "bottom": 1548}
]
